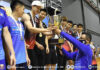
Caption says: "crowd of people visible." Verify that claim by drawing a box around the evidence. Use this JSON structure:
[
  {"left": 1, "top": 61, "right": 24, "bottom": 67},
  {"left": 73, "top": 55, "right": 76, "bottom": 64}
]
[{"left": 0, "top": 0, "right": 99, "bottom": 70}]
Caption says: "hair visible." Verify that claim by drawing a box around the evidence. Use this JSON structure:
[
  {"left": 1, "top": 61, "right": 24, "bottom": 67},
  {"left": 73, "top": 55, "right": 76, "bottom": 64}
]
[
  {"left": 0, "top": 5, "right": 4, "bottom": 8},
  {"left": 82, "top": 32, "right": 92, "bottom": 42},
  {"left": 77, "top": 24, "right": 83, "bottom": 27},
  {"left": 40, "top": 8, "right": 47, "bottom": 13},
  {"left": 10, "top": 0, "right": 24, "bottom": 11},
  {"left": 61, "top": 16, "right": 67, "bottom": 22},
  {"left": 67, "top": 20, "right": 73, "bottom": 24},
  {"left": 72, "top": 24, "right": 77, "bottom": 27}
]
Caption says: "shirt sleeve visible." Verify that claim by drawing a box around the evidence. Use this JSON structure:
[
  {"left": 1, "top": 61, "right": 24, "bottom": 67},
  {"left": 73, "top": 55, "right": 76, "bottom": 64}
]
[
  {"left": 60, "top": 31, "right": 92, "bottom": 55},
  {"left": 3, "top": 12, "right": 10, "bottom": 27},
  {"left": 62, "top": 48, "right": 77, "bottom": 59}
]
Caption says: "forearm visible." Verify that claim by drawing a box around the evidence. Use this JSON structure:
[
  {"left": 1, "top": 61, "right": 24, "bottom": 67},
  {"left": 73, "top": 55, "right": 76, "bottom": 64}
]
[
  {"left": 35, "top": 41, "right": 40, "bottom": 46},
  {"left": 43, "top": 31, "right": 53, "bottom": 36},
  {"left": 62, "top": 48, "right": 77, "bottom": 59},
  {"left": 24, "top": 21, "right": 49, "bottom": 33},
  {"left": 29, "top": 27, "right": 49, "bottom": 33},
  {"left": 45, "top": 36, "right": 49, "bottom": 48}
]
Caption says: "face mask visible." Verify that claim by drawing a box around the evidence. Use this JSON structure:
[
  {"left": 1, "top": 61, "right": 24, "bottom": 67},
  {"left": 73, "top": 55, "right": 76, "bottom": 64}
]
[{"left": 79, "top": 40, "right": 86, "bottom": 44}]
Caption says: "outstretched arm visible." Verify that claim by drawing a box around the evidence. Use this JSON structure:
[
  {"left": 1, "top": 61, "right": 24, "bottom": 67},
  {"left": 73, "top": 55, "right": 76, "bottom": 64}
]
[
  {"left": 54, "top": 29, "right": 92, "bottom": 55},
  {"left": 22, "top": 14, "right": 50, "bottom": 33},
  {"left": 61, "top": 31, "right": 92, "bottom": 55}
]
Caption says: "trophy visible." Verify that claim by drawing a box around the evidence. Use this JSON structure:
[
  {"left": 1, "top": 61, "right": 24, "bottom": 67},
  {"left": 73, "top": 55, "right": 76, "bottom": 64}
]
[
  {"left": 54, "top": 8, "right": 60, "bottom": 29},
  {"left": 49, "top": 8, "right": 64, "bottom": 45}
]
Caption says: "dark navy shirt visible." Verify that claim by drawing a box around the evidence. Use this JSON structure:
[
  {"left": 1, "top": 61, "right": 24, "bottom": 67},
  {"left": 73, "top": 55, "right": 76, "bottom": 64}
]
[{"left": 61, "top": 31, "right": 93, "bottom": 70}]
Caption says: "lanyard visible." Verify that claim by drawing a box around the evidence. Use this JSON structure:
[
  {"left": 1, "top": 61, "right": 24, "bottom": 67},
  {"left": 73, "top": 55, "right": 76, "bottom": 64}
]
[
  {"left": 11, "top": 15, "right": 23, "bottom": 38},
  {"left": 30, "top": 12, "right": 36, "bottom": 28},
  {"left": 77, "top": 32, "right": 82, "bottom": 38}
]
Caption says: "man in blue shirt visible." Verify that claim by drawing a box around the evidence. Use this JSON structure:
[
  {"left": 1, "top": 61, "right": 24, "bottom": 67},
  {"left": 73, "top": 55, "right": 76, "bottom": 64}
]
[
  {"left": 7, "top": 1, "right": 30, "bottom": 70},
  {"left": 54, "top": 28, "right": 93, "bottom": 70},
  {"left": 0, "top": 6, "right": 16, "bottom": 70}
]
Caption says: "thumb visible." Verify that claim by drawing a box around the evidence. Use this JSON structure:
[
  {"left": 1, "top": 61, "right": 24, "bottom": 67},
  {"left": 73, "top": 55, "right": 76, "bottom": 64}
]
[{"left": 10, "top": 57, "right": 13, "bottom": 66}]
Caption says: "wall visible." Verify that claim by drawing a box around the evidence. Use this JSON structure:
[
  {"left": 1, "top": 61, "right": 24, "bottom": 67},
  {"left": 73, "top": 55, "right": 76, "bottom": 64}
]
[
  {"left": 62, "top": 0, "right": 100, "bottom": 47},
  {"left": 83, "top": 1, "right": 100, "bottom": 47},
  {"left": 61, "top": 0, "right": 83, "bottom": 24}
]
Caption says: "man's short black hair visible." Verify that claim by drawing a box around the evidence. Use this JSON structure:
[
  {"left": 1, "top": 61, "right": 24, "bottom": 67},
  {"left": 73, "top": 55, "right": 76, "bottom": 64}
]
[
  {"left": 10, "top": 0, "right": 24, "bottom": 11},
  {"left": 40, "top": 8, "right": 47, "bottom": 13},
  {"left": 73, "top": 24, "right": 77, "bottom": 27},
  {"left": 0, "top": 5, "right": 4, "bottom": 8},
  {"left": 77, "top": 24, "right": 83, "bottom": 27},
  {"left": 67, "top": 20, "right": 73, "bottom": 24},
  {"left": 82, "top": 32, "right": 92, "bottom": 42}
]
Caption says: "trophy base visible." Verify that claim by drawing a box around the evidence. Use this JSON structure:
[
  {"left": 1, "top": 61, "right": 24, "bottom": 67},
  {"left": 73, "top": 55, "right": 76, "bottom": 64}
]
[{"left": 49, "top": 38, "right": 64, "bottom": 45}]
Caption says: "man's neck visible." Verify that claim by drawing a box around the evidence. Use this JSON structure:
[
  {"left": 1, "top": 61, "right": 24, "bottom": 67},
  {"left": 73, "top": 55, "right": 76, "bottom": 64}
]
[
  {"left": 12, "top": 12, "right": 19, "bottom": 21},
  {"left": 66, "top": 27, "right": 70, "bottom": 31},
  {"left": 78, "top": 31, "right": 82, "bottom": 33},
  {"left": 62, "top": 25, "right": 65, "bottom": 28},
  {"left": 31, "top": 10, "right": 35, "bottom": 18},
  {"left": 86, "top": 42, "right": 90, "bottom": 45}
]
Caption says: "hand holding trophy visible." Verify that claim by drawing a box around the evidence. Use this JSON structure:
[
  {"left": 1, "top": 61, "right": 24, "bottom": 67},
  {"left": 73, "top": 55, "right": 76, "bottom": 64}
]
[{"left": 48, "top": 8, "right": 64, "bottom": 45}]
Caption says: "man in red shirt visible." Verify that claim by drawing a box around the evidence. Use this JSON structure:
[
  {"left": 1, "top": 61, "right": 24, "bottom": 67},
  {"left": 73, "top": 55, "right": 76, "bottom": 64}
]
[{"left": 22, "top": 1, "right": 52, "bottom": 70}]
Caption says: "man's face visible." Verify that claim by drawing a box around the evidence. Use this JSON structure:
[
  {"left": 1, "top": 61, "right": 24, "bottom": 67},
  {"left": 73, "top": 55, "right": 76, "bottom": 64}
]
[
  {"left": 32, "top": 5, "right": 41, "bottom": 15},
  {"left": 61, "top": 21, "right": 67, "bottom": 26},
  {"left": 67, "top": 23, "right": 72, "bottom": 29},
  {"left": 78, "top": 26, "right": 83, "bottom": 32},
  {"left": 39, "top": 11, "right": 46, "bottom": 20},
  {"left": 79, "top": 34, "right": 87, "bottom": 44},
  {"left": 80, "top": 34, "right": 86, "bottom": 40},
  {"left": 73, "top": 25, "right": 77, "bottom": 30},
  {"left": 17, "top": 5, "right": 25, "bottom": 17}
]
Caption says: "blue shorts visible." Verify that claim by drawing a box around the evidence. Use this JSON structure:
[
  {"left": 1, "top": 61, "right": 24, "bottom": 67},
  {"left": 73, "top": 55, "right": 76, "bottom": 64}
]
[{"left": 0, "top": 59, "right": 6, "bottom": 70}]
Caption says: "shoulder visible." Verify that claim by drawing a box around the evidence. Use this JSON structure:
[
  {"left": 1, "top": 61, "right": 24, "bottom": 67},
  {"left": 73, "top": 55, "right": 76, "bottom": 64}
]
[
  {"left": 7, "top": 16, "right": 12, "bottom": 23},
  {"left": 22, "top": 13, "right": 30, "bottom": 17},
  {"left": 22, "top": 13, "right": 30, "bottom": 21}
]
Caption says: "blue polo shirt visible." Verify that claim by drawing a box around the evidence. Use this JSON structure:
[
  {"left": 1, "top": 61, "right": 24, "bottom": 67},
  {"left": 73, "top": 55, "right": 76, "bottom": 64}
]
[
  {"left": 61, "top": 31, "right": 93, "bottom": 70},
  {"left": 8, "top": 16, "right": 26, "bottom": 64},
  {"left": 0, "top": 8, "right": 9, "bottom": 60}
]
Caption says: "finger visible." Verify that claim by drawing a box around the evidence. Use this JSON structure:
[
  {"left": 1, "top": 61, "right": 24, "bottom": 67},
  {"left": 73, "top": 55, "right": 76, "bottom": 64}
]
[
  {"left": 29, "top": 60, "right": 31, "bottom": 65},
  {"left": 14, "top": 59, "right": 16, "bottom": 66},
  {"left": 28, "top": 60, "right": 30, "bottom": 66},
  {"left": 27, "top": 60, "right": 29, "bottom": 66},
  {"left": 30, "top": 60, "right": 31, "bottom": 65},
  {"left": 11, "top": 65, "right": 16, "bottom": 70},
  {"left": 10, "top": 59, "right": 12, "bottom": 66}
]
